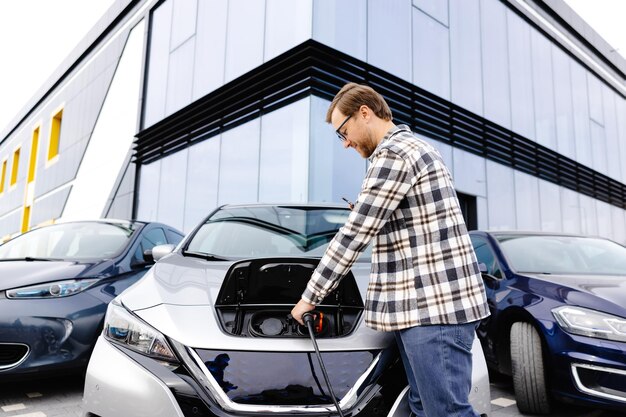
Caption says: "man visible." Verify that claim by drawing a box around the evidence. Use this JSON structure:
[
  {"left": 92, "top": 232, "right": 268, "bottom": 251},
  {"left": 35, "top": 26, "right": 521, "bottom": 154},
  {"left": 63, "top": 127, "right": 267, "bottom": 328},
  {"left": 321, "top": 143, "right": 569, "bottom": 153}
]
[{"left": 291, "top": 83, "right": 489, "bottom": 417}]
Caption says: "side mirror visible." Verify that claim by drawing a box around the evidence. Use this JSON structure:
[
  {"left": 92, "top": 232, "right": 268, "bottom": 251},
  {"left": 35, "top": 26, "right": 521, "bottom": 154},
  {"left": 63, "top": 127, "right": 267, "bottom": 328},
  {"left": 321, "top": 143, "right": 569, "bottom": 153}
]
[{"left": 152, "top": 244, "right": 175, "bottom": 262}]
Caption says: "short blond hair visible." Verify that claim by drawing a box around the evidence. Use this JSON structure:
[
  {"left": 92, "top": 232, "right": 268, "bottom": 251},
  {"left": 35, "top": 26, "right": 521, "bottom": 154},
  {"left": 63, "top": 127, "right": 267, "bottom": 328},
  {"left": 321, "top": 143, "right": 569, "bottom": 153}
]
[{"left": 326, "top": 82, "right": 393, "bottom": 123}]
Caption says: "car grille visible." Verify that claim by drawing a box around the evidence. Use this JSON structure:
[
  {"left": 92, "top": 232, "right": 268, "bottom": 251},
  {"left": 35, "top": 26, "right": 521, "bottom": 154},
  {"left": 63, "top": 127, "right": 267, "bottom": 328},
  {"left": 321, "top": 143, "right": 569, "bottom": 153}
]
[
  {"left": 193, "top": 349, "right": 377, "bottom": 405},
  {"left": 572, "top": 363, "right": 626, "bottom": 403},
  {"left": 0, "top": 343, "right": 29, "bottom": 369}
]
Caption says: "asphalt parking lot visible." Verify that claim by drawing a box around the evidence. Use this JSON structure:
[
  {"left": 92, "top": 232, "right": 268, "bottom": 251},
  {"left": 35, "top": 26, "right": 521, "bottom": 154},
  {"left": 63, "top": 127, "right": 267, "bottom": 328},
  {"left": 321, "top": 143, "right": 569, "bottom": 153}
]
[{"left": 0, "top": 373, "right": 623, "bottom": 417}]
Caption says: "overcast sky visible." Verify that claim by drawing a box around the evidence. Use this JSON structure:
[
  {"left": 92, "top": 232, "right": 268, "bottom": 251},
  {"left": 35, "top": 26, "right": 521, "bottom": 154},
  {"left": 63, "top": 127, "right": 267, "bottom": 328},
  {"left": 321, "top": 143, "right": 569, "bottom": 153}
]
[{"left": 0, "top": 0, "right": 624, "bottom": 135}]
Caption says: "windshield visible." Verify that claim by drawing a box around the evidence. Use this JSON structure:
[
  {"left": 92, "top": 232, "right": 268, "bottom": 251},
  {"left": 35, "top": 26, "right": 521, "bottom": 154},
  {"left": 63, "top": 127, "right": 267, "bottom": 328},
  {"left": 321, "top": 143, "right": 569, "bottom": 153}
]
[
  {"left": 186, "top": 206, "right": 371, "bottom": 260},
  {"left": 0, "top": 222, "right": 136, "bottom": 261},
  {"left": 497, "top": 234, "right": 626, "bottom": 275}
]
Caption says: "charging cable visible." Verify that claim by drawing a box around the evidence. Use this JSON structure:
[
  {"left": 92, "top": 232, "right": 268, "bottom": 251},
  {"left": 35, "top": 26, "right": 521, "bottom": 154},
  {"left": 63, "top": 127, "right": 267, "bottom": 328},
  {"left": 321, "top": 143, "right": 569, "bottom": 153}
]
[{"left": 302, "top": 312, "right": 345, "bottom": 417}]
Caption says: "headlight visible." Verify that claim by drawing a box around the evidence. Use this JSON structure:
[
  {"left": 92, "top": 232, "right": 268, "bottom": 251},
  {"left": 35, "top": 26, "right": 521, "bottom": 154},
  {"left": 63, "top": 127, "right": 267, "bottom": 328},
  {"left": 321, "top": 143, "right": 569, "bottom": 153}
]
[
  {"left": 553, "top": 306, "right": 626, "bottom": 342},
  {"left": 6, "top": 278, "right": 98, "bottom": 299},
  {"left": 104, "top": 300, "right": 178, "bottom": 364}
]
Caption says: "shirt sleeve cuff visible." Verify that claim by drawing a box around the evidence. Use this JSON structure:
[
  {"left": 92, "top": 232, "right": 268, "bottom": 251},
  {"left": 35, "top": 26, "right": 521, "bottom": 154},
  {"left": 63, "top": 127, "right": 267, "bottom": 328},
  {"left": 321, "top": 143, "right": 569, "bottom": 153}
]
[{"left": 301, "top": 286, "right": 324, "bottom": 305}]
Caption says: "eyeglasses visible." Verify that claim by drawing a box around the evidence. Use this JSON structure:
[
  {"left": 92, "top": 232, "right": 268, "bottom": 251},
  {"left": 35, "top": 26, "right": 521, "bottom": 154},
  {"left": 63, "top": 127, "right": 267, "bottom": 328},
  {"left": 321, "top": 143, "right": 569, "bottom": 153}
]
[{"left": 335, "top": 114, "right": 352, "bottom": 142}]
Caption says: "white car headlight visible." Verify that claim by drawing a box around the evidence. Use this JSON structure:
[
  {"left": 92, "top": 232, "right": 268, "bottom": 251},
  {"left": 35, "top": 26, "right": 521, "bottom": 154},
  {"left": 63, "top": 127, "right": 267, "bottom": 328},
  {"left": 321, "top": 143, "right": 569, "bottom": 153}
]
[
  {"left": 553, "top": 306, "right": 626, "bottom": 342},
  {"left": 6, "top": 278, "right": 99, "bottom": 298},
  {"left": 104, "top": 300, "right": 178, "bottom": 364}
]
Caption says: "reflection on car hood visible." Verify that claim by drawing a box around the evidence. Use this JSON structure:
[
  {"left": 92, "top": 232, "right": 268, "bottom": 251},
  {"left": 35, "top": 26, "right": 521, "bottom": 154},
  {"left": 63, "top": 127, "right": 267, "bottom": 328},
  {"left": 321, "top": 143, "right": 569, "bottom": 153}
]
[
  {"left": 0, "top": 260, "right": 104, "bottom": 291},
  {"left": 120, "top": 253, "right": 232, "bottom": 310},
  {"left": 522, "top": 273, "right": 626, "bottom": 315}
]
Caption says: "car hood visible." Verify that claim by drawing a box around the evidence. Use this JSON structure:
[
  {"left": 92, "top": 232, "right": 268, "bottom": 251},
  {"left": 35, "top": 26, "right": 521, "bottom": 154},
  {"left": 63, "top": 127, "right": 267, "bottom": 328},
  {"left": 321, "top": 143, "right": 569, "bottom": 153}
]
[
  {"left": 120, "top": 252, "right": 372, "bottom": 310},
  {"left": 0, "top": 260, "right": 108, "bottom": 291},
  {"left": 522, "top": 272, "right": 626, "bottom": 316},
  {"left": 120, "top": 252, "right": 385, "bottom": 350}
]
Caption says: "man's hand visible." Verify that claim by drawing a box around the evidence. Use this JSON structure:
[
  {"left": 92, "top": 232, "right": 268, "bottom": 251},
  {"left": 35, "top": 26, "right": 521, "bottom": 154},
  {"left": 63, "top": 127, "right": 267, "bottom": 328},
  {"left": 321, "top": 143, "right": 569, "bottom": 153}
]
[{"left": 291, "top": 299, "right": 315, "bottom": 325}]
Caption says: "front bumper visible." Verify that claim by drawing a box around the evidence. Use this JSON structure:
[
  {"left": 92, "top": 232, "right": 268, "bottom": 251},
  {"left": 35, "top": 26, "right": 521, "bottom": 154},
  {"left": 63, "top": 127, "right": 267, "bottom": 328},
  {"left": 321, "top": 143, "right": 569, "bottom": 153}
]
[
  {"left": 0, "top": 291, "right": 107, "bottom": 378},
  {"left": 84, "top": 335, "right": 408, "bottom": 417},
  {"left": 549, "top": 330, "right": 626, "bottom": 410},
  {"left": 84, "top": 334, "right": 491, "bottom": 417}
]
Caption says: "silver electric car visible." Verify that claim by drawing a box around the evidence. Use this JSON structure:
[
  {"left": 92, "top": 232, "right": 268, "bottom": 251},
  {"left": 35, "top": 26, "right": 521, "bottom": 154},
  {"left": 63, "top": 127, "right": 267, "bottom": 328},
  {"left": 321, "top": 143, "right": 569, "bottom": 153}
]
[{"left": 82, "top": 204, "right": 491, "bottom": 417}]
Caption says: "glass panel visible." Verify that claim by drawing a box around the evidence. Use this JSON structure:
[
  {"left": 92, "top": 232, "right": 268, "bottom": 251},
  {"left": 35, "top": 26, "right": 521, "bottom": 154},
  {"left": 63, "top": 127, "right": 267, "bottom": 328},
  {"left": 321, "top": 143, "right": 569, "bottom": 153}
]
[
  {"left": 193, "top": 0, "right": 227, "bottom": 99},
  {"left": 611, "top": 206, "right": 626, "bottom": 245},
  {"left": 137, "top": 160, "right": 161, "bottom": 221},
  {"left": 579, "top": 194, "right": 598, "bottom": 236},
  {"left": 135, "top": 227, "right": 168, "bottom": 263},
  {"left": 166, "top": 38, "right": 195, "bottom": 115},
  {"left": 602, "top": 87, "right": 620, "bottom": 181},
  {"left": 312, "top": 0, "right": 366, "bottom": 60},
  {"left": 530, "top": 30, "right": 556, "bottom": 150},
  {"left": 618, "top": 98, "right": 626, "bottom": 183},
  {"left": 514, "top": 171, "right": 540, "bottom": 230},
  {"left": 413, "top": 0, "right": 448, "bottom": 26},
  {"left": 450, "top": 0, "right": 483, "bottom": 115},
  {"left": 507, "top": 10, "right": 535, "bottom": 140},
  {"left": 259, "top": 99, "right": 309, "bottom": 203},
  {"left": 497, "top": 234, "right": 626, "bottom": 275},
  {"left": 224, "top": 0, "right": 265, "bottom": 82},
  {"left": 63, "top": 21, "right": 145, "bottom": 221},
  {"left": 552, "top": 47, "right": 575, "bottom": 159},
  {"left": 184, "top": 137, "right": 220, "bottom": 232},
  {"left": 157, "top": 149, "right": 187, "bottom": 231},
  {"left": 453, "top": 148, "right": 486, "bottom": 197},
  {"left": 144, "top": 0, "right": 173, "bottom": 127},
  {"left": 0, "top": 222, "right": 135, "bottom": 260},
  {"left": 264, "top": 0, "right": 312, "bottom": 61},
  {"left": 412, "top": 8, "right": 450, "bottom": 100},
  {"left": 470, "top": 236, "right": 501, "bottom": 277},
  {"left": 218, "top": 119, "right": 261, "bottom": 205},
  {"left": 560, "top": 188, "right": 581, "bottom": 234},
  {"left": 590, "top": 121, "right": 607, "bottom": 176},
  {"left": 367, "top": 0, "right": 412, "bottom": 82},
  {"left": 596, "top": 201, "right": 612, "bottom": 240},
  {"left": 538, "top": 180, "right": 561, "bottom": 232},
  {"left": 170, "top": 0, "right": 197, "bottom": 50},
  {"left": 480, "top": 0, "right": 510, "bottom": 128},
  {"left": 477, "top": 196, "right": 488, "bottom": 230},
  {"left": 587, "top": 74, "right": 604, "bottom": 125},
  {"left": 486, "top": 161, "right": 515, "bottom": 230},
  {"left": 308, "top": 96, "right": 366, "bottom": 204},
  {"left": 188, "top": 206, "right": 354, "bottom": 259},
  {"left": 571, "top": 63, "right": 592, "bottom": 167}
]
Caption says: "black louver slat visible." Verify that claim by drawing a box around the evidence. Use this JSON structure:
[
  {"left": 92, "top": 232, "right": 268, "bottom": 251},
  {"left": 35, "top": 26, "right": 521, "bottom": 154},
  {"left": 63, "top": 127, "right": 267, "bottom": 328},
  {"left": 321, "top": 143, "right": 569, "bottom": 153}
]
[{"left": 134, "top": 39, "right": 626, "bottom": 210}]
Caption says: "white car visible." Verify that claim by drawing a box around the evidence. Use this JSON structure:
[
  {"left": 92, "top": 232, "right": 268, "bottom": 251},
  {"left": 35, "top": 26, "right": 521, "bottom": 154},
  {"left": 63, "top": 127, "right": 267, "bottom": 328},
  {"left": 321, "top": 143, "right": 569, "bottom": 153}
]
[{"left": 82, "top": 204, "right": 491, "bottom": 417}]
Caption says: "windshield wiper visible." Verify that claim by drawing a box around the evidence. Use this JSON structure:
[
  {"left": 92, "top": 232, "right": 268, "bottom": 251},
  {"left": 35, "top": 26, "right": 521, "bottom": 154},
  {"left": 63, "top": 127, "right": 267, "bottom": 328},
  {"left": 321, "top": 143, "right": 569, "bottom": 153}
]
[
  {"left": 182, "top": 250, "right": 229, "bottom": 261},
  {"left": 0, "top": 257, "right": 64, "bottom": 262}
]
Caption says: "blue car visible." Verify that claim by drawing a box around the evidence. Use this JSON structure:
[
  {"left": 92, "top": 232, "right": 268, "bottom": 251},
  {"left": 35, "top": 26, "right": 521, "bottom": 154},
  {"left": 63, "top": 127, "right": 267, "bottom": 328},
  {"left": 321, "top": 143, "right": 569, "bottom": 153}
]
[
  {"left": 0, "top": 220, "right": 183, "bottom": 380},
  {"left": 469, "top": 231, "right": 626, "bottom": 414}
]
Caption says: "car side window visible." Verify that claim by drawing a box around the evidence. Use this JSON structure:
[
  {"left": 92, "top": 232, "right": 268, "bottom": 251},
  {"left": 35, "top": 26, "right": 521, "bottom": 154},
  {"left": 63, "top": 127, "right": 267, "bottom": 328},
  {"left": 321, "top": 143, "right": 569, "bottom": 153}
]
[
  {"left": 471, "top": 236, "right": 502, "bottom": 278},
  {"left": 134, "top": 227, "right": 168, "bottom": 262},
  {"left": 167, "top": 229, "right": 184, "bottom": 245}
]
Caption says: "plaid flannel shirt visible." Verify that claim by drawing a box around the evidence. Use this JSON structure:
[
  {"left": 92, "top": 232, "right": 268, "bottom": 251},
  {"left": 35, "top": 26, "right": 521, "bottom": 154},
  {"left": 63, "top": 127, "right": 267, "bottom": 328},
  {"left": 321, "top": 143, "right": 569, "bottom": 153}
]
[{"left": 302, "top": 125, "right": 489, "bottom": 331}]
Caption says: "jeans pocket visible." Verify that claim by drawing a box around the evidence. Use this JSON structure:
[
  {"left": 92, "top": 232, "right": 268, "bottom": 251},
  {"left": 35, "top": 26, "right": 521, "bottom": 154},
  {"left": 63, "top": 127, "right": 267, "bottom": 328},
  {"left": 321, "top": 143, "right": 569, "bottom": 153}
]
[{"left": 453, "top": 323, "right": 475, "bottom": 352}]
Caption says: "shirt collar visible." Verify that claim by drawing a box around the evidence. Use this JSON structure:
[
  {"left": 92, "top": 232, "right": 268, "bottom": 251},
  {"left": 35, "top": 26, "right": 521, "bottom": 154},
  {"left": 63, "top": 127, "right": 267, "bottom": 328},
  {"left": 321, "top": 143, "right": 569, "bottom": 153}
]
[{"left": 368, "top": 124, "right": 411, "bottom": 162}]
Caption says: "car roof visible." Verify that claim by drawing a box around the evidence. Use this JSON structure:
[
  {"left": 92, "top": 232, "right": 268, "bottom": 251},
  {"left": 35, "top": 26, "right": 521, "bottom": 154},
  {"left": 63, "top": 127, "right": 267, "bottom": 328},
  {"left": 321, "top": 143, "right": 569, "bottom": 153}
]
[
  {"left": 219, "top": 202, "right": 349, "bottom": 210},
  {"left": 55, "top": 218, "right": 148, "bottom": 227},
  {"left": 471, "top": 230, "right": 598, "bottom": 239}
]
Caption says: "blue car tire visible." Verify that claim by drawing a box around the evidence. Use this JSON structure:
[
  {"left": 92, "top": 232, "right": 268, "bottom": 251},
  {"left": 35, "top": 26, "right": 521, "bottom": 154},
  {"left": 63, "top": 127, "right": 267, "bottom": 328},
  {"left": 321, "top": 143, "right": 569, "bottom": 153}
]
[{"left": 510, "top": 322, "right": 551, "bottom": 414}]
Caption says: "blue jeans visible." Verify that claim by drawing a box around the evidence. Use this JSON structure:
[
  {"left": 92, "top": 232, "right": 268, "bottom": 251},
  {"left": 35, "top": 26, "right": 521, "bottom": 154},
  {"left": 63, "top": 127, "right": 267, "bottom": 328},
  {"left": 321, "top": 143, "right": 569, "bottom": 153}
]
[{"left": 394, "top": 321, "right": 480, "bottom": 417}]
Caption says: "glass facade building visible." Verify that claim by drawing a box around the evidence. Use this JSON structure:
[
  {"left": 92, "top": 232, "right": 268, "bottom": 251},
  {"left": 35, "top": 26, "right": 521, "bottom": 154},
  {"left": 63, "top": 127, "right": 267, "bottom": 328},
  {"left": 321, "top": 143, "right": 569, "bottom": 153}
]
[{"left": 0, "top": 0, "right": 625, "bottom": 243}]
